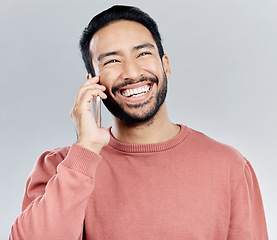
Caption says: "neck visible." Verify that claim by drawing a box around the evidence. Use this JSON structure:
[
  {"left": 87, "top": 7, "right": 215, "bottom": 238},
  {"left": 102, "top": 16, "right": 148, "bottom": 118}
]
[{"left": 111, "top": 104, "right": 180, "bottom": 144}]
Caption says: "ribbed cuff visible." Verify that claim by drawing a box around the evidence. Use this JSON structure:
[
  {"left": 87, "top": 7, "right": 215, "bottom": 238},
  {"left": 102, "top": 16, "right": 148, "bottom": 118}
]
[{"left": 61, "top": 143, "right": 102, "bottom": 178}]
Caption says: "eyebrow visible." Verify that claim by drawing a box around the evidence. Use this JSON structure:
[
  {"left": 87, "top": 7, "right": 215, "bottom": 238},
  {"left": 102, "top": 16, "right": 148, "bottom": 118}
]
[
  {"left": 132, "top": 43, "right": 155, "bottom": 51},
  {"left": 97, "top": 51, "right": 121, "bottom": 62},
  {"left": 97, "top": 43, "right": 155, "bottom": 62}
]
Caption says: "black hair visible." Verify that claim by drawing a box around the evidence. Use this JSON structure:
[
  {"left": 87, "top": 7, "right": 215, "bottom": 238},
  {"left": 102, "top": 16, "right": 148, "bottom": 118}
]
[{"left": 79, "top": 5, "right": 164, "bottom": 76}]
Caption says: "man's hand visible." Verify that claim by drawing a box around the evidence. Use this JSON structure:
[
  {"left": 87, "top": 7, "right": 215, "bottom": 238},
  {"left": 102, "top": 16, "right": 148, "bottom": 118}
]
[{"left": 71, "top": 75, "right": 110, "bottom": 154}]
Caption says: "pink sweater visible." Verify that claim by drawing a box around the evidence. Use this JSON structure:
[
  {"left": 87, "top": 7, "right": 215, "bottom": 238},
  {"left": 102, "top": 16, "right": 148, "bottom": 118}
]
[{"left": 10, "top": 125, "right": 268, "bottom": 239}]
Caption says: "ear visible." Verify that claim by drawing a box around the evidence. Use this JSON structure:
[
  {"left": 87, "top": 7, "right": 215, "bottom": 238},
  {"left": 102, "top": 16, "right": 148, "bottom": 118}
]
[{"left": 162, "top": 54, "right": 171, "bottom": 79}]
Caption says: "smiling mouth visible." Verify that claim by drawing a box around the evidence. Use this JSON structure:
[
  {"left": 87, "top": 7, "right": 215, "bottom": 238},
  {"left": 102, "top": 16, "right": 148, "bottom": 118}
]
[{"left": 120, "top": 84, "right": 151, "bottom": 98}]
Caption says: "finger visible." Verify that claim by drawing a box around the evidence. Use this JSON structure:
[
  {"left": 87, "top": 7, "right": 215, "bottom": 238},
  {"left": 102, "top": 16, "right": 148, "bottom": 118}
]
[
  {"left": 77, "top": 88, "right": 107, "bottom": 110},
  {"left": 75, "top": 83, "right": 106, "bottom": 104},
  {"left": 81, "top": 85, "right": 106, "bottom": 99},
  {"left": 84, "top": 75, "right": 100, "bottom": 85},
  {"left": 72, "top": 89, "right": 103, "bottom": 117},
  {"left": 73, "top": 91, "right": 106, "bottom": 114}
]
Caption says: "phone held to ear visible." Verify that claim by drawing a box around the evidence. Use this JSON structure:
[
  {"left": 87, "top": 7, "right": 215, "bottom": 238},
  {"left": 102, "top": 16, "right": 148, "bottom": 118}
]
[{"left": 88, "top": 73, "right": 102, "bottom": 128}]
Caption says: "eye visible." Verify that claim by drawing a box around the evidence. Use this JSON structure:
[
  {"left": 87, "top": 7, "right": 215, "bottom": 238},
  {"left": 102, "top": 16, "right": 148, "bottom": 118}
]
[
  {"left": 104, "top": 59, "right": 120, "bottom": 66},
  {"left": 138, "top": 52, "right": 152, "bottom": 58}
]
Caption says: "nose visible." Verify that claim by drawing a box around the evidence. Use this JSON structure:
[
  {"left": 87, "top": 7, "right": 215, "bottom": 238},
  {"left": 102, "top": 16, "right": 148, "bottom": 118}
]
[{"left": 121, "top": 59, "right": 143, "bottom": 81}]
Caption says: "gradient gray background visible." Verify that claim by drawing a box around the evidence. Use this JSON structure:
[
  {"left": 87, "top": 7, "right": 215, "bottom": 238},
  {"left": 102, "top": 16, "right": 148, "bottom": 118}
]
[{"left": 1, "top": 0, "right": 276, "bottom": 238}]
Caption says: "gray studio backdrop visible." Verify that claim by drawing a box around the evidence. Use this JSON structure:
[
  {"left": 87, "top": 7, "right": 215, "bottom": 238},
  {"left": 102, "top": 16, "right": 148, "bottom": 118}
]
[{"left": 1, "top": 0, "right": 276, "bottom": 238}]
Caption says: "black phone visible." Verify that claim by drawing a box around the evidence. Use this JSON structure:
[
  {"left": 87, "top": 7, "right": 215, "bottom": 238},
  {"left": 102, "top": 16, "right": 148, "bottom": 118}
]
[{"left": 88, "top": 73, "right": 102, "bottom": 127}]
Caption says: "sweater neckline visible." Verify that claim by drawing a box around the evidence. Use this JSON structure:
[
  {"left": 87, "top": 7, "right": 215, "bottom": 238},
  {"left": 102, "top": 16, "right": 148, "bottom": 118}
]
[{"left": 108, "top": 124, "right": 190, "bottom": 153}]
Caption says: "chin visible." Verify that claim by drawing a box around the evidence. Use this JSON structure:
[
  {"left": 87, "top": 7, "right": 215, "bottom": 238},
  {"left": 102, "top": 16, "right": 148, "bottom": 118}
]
[{"left": 104, "top": 72, "right": 168, "bottom": 125}]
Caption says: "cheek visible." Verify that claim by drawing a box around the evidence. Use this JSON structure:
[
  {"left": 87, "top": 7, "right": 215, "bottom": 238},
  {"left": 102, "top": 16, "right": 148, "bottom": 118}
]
[
  {"left": 99, "top": 67, "right": 121, "bottom": 78},
  {"left": 98, "top": 69, "right": 121, "bottom": 94},
  {"left": 142, "top": 59, "right": 164, "bottom": 77}
]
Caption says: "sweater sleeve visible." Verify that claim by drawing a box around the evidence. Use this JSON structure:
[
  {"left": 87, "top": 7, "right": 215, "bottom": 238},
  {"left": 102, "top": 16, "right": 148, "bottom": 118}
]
[
  {"left": 9, "top": 143, "right": 102, "bottom": 240},
  {"left": 227, "top": 160, "right": 268, "bottom": 240}
]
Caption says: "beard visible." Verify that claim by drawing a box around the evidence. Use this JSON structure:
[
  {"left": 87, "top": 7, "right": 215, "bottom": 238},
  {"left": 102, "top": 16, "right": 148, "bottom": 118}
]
[{"left": 102, "top": 73, "right": 168, "bottom": 126}]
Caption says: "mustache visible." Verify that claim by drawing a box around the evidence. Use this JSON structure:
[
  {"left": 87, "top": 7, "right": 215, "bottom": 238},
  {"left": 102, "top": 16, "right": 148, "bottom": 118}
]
[{"left": 112, "top": 76, "right": 158, "bottom": 95}]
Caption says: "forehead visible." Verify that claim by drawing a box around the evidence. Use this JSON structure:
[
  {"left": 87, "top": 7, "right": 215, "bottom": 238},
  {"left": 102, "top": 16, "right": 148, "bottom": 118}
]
[{"left": 89, "top": 20, "right": 157, "bottom": 56}]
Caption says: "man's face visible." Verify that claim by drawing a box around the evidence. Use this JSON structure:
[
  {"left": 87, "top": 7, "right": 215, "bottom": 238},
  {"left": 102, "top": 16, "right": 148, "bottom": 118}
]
[{"left": 89, "top": 20, "right": 171, "bottom": 125}]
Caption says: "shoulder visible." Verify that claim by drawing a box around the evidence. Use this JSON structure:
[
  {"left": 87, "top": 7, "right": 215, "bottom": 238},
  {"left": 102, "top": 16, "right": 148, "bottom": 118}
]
[
  {"left": 185, "top": 127, "right": 247, "bottom": 177},
  {"left": 189, "top": 128, "right": 245, "bottom": 161},
  {"left": 186, "top": 127, "right": 251, "bottom": 192}
]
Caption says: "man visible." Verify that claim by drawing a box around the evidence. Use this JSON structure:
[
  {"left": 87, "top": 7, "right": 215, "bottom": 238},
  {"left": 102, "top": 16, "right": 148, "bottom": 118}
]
[{"left": 10, "top": 5, "right": 268, "bottom": 240}]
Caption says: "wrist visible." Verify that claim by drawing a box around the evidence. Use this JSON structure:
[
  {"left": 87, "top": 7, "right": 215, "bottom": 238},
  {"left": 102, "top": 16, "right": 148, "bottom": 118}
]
[{"left": 76, "top": 141, "right": 104, "bottom": 155}]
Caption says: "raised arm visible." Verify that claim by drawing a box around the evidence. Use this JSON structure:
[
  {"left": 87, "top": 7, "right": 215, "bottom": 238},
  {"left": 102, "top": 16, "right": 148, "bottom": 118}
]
[{"left": 10, "top": 75, "right": 110, "bottom": 240}]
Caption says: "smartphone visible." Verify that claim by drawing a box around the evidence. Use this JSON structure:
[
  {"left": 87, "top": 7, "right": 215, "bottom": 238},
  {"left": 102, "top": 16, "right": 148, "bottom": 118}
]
[{"left": 88, "top": 73, "right": 102, "bottom": 128}]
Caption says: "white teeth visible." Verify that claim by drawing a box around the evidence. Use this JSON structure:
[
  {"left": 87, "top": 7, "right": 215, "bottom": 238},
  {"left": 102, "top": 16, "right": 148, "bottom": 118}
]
[{"left": 121, "top": 85, "right": 150, "bottom": 97}]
